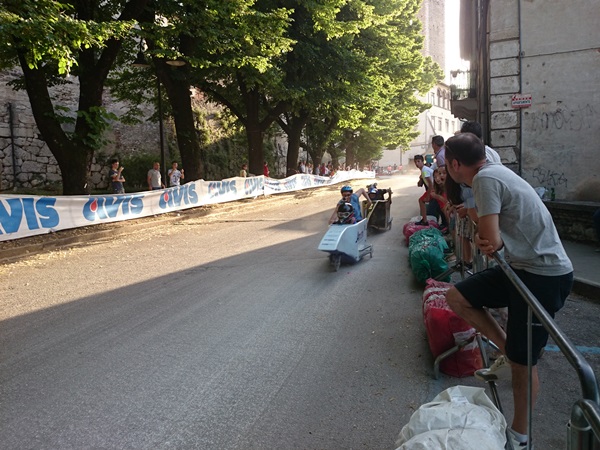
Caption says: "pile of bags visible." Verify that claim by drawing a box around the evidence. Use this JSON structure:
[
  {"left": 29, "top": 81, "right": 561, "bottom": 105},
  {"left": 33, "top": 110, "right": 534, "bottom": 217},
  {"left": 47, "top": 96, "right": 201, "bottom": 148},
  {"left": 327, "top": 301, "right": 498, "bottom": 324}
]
[{"left": 422, "top": 279, "right": 482, "bottom": 377}]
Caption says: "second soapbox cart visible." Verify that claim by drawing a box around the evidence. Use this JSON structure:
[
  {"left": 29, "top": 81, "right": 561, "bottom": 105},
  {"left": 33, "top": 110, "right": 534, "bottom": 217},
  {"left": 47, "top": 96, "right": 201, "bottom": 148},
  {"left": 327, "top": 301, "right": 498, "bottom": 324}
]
[
  {"left": 318, "top": 218, "right": 373, "bottom": 271},
  {"left": 364, "top": 199, "right": 392, "bottom": 232}
]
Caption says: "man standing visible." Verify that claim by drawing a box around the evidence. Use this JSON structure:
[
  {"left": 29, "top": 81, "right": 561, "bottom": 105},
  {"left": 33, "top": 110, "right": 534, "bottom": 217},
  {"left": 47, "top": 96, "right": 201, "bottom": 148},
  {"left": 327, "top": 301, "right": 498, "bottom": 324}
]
[
  {"left": 168, "top": 161, "right": 184, "bottom": 187},
  {"left": 147, "top": 162, "right": 165, "bottom": 190},
  {"left": 430, "top": 135, "right": 445, "bottom": 170},
  {"left": 443, "top": 133, "right": 573, "bottom": 448},
  {"left": 108, "top": 159, "right": 125, "bottom": 194}
]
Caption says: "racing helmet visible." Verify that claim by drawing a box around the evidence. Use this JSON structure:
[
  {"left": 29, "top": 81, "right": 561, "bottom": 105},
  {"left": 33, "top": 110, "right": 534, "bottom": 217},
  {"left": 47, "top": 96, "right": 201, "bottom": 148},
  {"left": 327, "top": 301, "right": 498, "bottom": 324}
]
[
  {"left": 336, "top": 202, "right": 355, "bottom": 224},
  {"left": 340, "top": 185, "right": 353, "bottom": 194}
]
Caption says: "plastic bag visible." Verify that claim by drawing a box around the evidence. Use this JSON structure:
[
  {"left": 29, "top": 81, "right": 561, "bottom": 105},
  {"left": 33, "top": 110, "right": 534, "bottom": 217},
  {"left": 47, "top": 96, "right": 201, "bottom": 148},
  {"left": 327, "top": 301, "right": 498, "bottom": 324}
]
[
  {"left": 422, "top": 279, "right": 482, "bottom": 377},
  {"left": 395, "top": 386, "right": 506, "bottom": 450},
  {"left": 403, "top": 216, "right": 439, "bottom": 245},
  {"left": 408, "top": 228, "right": 450, "bottom": 283}
]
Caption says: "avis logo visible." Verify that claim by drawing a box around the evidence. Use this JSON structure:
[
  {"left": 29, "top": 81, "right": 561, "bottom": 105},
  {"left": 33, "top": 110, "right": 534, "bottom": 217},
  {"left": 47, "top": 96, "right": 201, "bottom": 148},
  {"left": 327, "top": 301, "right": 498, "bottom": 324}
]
[
  {"left": 0, "top": 197, "right": 59, "bottom": 234},
  {"left": 244, "top": 178, "right": 263, "bottom": 195},
  {"left": 83, "top": 195, "right": 144, "bottom": 221},
  {"left": 300, "top": 175, "right": 312, "bottom": 187},
  {"left": 208, "top": 180, "right": 237, "bottom": 198},
  {"left": 159, "top": 184, "right": 199, "bottom": 209}
]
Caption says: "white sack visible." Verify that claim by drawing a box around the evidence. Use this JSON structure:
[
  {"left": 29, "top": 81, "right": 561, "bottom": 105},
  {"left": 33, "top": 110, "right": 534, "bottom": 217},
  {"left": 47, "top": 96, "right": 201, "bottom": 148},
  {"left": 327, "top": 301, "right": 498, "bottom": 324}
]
[{"left": 395, "top": 385, "right": 506, "bottom": 450}]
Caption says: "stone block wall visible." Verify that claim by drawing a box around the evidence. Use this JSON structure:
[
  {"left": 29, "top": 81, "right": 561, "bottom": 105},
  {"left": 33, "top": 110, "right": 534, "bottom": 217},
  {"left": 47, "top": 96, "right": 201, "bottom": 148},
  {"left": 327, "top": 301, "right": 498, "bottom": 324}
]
[
  {"left": 545, "top": 201, "right": 599, "bottom": 244},
  {"left": 0, "top": 69, "right": 160, "bottom": 193}
]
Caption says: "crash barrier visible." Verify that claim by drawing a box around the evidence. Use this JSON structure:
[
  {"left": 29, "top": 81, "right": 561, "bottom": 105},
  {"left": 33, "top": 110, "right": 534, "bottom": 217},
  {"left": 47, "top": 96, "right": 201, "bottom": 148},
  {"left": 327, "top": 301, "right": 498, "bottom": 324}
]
[
  {"left": 0, "top": 169, "right": 374, "bottom": 242},
  {"left": 491, "top": 252, "right": 600, "bottom": 450}
]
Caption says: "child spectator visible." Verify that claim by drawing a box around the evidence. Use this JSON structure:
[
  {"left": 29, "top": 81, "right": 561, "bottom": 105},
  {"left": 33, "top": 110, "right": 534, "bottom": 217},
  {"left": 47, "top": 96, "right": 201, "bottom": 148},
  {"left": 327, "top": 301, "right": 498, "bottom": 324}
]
[
  {"left": 414, "top": 155, "right": 434, "bottom": 226},
  {"left": 429, "top": 166, "right": 449, "bottom": 230}
]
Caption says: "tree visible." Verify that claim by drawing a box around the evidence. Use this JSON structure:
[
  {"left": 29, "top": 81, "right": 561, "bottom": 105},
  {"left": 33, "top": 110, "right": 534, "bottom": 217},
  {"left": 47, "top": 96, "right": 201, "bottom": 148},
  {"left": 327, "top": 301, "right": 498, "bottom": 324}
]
[
  {"left": 0, "top": 0, "right": 149, "bottom": 194},
  {"left": 284, "top": 0, "right": 441, "bottom": 170}
]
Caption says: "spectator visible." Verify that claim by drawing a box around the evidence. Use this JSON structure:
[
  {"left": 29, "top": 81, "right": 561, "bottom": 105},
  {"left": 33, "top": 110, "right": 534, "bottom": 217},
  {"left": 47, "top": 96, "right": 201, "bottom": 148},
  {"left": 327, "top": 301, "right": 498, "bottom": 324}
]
[
  {"left": 430, "top": 135, "right": 446, "bottom": 170},
  {"left": 168, "top": 161, "right": 184, "bottom": 187},
  {"left": 298, "top": 160, "right": 306, "bottom": 174},
  {"left": 443, "top": 132, "right": 573, "bottom": 449},
  {"left": 108, "top": 158, "right": 125, "bottom": 194},
  {"left": 263, "top": 161, "right": 270, "bottom": 177},
  {"left": 147, "top": 162, "right": 164, "bottom": 190},
  {"left": 240, "top": 164, "right": 248, "bottom": 177},
  {"left": 414, "top": 155, "right": 434, "bottom": 226},
  {"left": 428, "top": 166, "right": 449, "bottom": 230}
]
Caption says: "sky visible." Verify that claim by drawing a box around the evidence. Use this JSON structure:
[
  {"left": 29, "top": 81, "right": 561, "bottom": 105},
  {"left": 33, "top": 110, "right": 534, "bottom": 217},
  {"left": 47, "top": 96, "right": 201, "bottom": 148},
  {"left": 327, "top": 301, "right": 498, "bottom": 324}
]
[{"left": 445, "top": 0, "right": 469, "bottom": 82}]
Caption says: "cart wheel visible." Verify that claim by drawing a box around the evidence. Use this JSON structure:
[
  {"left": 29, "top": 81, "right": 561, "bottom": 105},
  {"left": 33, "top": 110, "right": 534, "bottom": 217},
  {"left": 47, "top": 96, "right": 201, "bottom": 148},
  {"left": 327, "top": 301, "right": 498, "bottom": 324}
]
[
  {"left": 370, "top": 248, "right": 374, "bottom": 258},
  {"left": 387, "top": 221, "right": 392, "bottom": 231},
  {"left": 331, "top": 255, "right": 341, "bottom": 271},
  {"left": 332, "top": 255, "right": 342, "bottom": 272}
]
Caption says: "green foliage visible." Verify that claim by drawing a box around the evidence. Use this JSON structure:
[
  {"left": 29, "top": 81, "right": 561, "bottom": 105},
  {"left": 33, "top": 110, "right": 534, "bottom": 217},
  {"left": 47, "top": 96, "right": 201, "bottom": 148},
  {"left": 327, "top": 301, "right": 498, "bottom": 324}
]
[
  {"left": 76, "top": 106, "right": 119, "bottom": 149},
  {"left": 0, "top": 0, "right": 135, "bottom": 74},
  {"left": 119, "top": 152, "right": 158, "bottom": 191}
]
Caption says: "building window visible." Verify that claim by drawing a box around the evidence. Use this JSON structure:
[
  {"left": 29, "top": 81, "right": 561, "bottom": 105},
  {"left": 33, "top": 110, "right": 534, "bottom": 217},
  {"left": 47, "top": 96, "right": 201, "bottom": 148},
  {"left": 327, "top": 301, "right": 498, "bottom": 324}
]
[
  {"left": 445, "top": 119, "right": 449, "bottom": 132},
  {"left": 438, "top": 118, "right": 442, "bottom": 130}
]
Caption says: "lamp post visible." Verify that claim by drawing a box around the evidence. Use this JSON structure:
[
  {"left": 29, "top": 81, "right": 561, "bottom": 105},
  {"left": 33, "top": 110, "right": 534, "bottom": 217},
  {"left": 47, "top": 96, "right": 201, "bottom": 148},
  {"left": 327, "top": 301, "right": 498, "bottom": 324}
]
[{"left": 132, "top": 47, "right": 185, "bottom": 187}]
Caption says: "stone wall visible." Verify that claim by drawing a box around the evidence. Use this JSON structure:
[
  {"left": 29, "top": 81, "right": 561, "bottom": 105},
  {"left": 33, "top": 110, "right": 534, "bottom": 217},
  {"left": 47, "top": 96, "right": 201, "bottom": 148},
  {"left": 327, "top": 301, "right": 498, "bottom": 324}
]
[
  {"left": 545, "top": 201, "right": 599, "bottom": 244},
  {"left": 0, "top": 69, "right": 161, "bottom": 192},
  {"left": 487, "top": 0, "right": 600, "bottom": 201}
]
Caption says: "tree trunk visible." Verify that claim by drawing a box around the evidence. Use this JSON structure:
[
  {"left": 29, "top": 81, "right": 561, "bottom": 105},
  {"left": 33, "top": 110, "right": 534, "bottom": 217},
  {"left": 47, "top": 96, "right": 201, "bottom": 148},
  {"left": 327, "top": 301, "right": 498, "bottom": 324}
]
[
  {"left": 18, "top": 52, "right": 94, "bottom": 194},
  {"left": 159, "top": 64, "right": 203, "bottom": 181}
]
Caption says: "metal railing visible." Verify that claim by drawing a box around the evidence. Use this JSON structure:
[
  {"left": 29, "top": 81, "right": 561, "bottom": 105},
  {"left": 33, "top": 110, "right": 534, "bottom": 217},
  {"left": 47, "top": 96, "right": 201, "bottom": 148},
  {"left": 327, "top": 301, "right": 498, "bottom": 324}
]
[
  {"left": 491, "top": 252, "right": 600, "bottom": 449},
  {"left": 435, "top": 217, "right": 600, "bottom": 448}
]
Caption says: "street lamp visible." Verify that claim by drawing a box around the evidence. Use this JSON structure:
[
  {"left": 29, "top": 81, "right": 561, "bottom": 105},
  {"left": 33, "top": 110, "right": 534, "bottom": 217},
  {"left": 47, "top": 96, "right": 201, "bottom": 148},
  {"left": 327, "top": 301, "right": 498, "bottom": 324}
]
[{"left": 132, "top": 45, "right": 186, "bottom": 187}]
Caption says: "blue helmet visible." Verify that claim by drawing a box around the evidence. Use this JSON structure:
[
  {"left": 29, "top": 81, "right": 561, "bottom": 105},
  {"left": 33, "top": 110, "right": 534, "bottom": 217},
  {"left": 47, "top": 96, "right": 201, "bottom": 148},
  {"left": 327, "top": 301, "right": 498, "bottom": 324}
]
[{"left": 341, "top": 185, "right": 353, "bottom": 194}]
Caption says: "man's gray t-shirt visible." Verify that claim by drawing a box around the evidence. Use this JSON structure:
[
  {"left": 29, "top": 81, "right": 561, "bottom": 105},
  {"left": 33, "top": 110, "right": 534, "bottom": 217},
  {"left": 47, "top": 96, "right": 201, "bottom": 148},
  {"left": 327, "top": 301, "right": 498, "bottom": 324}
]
[{"left": 473, "top": 163, "right": 573, "bottom": 276}]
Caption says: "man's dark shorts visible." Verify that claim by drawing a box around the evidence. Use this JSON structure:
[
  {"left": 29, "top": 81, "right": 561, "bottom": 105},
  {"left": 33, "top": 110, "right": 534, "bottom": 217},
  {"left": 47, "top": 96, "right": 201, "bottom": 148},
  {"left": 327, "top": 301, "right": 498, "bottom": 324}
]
[{"left": 454, "top": 265, "right": 573, "bottom": 366}]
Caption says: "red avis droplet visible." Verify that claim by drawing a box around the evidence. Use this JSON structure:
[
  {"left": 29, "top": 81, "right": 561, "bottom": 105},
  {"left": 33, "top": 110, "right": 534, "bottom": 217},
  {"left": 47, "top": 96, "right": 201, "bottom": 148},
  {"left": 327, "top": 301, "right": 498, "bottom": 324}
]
[
  {"left": 90, "top": 199, "right": 98, "bottom": 212},
  {"left": 163, "top": 192, "right": 170, "bottom": 202}
]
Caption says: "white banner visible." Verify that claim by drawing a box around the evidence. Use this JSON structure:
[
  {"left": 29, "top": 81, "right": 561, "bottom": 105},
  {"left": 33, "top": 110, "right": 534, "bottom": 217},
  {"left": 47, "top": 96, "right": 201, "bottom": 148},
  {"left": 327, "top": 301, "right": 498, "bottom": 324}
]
[{"left": 0, "top": 171, "right": 374, "bottom": 241}]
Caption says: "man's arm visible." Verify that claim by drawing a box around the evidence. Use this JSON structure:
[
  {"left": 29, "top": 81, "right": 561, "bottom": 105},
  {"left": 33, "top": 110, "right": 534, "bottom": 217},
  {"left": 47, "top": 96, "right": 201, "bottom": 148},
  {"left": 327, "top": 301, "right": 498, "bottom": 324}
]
[
  {"left": 147, "top": 172, "right": 153, "bottom": 190},
  {"left": 354, "top": 188, "right": 372, "bottom": 204},
  {"left": 475, "top": 213, "right": 503, "bottom": 255}
]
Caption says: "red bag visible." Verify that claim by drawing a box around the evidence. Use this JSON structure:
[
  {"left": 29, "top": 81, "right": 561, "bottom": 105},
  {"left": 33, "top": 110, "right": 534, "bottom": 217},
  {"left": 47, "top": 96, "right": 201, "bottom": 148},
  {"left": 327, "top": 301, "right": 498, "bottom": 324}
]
[
  {"left": 423, "top": 279, "right": 483, "bottom": 377},
  {"left": 403, "top": 220, "right": 439, "bottom": 245}
]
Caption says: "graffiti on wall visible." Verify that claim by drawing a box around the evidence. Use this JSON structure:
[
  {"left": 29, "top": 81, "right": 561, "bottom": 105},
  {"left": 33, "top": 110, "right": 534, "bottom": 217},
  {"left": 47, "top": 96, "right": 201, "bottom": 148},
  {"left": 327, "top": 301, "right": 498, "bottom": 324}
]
[
  {"left": 528, "top": 103, "right": 596, "bottom": 132},
  {"left": 531, "top": 166, "right": 568, "bottom": 188}
]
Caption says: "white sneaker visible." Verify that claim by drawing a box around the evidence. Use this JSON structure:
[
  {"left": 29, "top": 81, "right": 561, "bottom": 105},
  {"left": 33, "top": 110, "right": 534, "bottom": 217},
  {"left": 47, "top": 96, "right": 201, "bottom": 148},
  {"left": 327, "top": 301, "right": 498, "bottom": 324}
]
[
  {"left": 475, "top": 355, "right": 512, "bottom": 381},
  {"left": 507, "top": 429, "right": 533, "bottom": 449}
]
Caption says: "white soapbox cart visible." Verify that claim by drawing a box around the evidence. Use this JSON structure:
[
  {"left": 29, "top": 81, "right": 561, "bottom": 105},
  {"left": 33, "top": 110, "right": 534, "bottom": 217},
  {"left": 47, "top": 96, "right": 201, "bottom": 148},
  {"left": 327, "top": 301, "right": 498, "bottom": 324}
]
[{"left": 318, "top": 219, "right": 373, "bottom": 271}]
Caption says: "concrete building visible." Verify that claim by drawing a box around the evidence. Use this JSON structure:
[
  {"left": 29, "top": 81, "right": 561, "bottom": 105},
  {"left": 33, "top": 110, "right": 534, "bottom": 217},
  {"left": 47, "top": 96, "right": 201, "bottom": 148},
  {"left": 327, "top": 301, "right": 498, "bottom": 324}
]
[
  {"left": 379, "top": 0, "right": 462, "bottom": 169},
  {"left": 452, "top": 0, "right": 600, "bottom": 201}
]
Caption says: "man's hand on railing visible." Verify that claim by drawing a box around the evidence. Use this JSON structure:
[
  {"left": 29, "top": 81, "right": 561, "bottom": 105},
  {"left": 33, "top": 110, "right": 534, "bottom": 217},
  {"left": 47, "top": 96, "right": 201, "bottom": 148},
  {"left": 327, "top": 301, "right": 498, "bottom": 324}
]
[{"left": 474, "top": 232, "right": 502, "bottom": 256}]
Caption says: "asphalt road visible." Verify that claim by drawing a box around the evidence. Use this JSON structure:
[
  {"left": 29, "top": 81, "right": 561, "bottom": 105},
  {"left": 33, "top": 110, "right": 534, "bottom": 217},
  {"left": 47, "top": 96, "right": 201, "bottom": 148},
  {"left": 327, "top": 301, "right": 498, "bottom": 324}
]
[{"left": 1, "top": 173, "right": 598, "bottom": 449}]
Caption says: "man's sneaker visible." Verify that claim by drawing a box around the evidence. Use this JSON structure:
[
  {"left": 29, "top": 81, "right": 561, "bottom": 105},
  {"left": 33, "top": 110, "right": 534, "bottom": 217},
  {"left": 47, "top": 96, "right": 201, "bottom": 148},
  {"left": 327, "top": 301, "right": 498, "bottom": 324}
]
[
  {"left": 507, "top": 429, "right": 532, "bottom": 449},
  {"left": 474, "top": 355, "right": 511, "bottom": 382}
]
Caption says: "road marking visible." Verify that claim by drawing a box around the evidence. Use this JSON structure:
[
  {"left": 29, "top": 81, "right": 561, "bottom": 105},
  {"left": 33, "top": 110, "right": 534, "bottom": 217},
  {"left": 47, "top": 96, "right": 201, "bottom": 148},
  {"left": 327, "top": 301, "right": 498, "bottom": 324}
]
[{"left": 545, "top": 345, "right": 600, "bottom": 355}]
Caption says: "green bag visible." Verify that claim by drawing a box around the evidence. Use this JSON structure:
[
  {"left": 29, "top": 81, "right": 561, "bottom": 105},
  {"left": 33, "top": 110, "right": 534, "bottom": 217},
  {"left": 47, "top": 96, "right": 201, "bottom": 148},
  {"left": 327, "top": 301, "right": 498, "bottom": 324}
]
[{"left": 408, "top": 228, "right": 450, "bottom": 283}]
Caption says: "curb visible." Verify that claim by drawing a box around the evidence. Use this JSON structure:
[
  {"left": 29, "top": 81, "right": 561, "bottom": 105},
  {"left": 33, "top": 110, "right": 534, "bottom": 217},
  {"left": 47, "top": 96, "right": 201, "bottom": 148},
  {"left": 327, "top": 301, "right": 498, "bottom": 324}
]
[{"left": 572, "top": 277, "right": 600, "bottom": 303}]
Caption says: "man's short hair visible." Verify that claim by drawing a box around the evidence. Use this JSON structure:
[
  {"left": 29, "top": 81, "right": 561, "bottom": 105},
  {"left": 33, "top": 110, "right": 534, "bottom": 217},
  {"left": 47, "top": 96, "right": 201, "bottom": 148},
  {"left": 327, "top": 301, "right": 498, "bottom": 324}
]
[
  {"left": 431, "top": 135, "right": 444, "bottom": 147},
  {"left": 460, "top": 121, "right": 483, "bottom": 139},
  {"left": 414, "top": 154, "right": 424, "bottom": 162},
  {"left": 444, "top": 133, "right": 486, "bottom": 166},
  {"left": 110, "top": 158, "right": 119, "bottom": 165}
]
